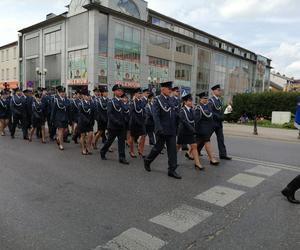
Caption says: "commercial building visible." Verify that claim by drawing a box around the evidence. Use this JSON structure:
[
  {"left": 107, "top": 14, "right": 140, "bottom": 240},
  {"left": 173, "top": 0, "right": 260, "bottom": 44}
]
[
  {"left": 18, "top": 0, "right": 272, "bottom": 101},
  {"left": 0, "top": 41, "right": 19, "bottom": 89}
]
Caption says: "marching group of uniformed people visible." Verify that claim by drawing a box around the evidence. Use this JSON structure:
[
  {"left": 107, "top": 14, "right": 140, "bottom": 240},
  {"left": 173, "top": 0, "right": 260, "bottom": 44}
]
[{"left": 0, "top": 81, "right": 233, "bottom": 180}]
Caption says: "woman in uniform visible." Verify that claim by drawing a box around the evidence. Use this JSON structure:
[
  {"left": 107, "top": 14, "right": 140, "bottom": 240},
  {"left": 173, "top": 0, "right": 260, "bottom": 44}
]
[
  {"left": 177, "top": 94, "right": 204, "bottom": 170},
  {"left": 29, "top": 93, "right": 46, "bottom": 143},
  {"left": 77, "top": 90, "right": 95, "bottom": 155},
  {"left": 128, "top": 88, "right": 146, "bottom": 158},
  {"left": 70, "top": 90, "right": 81, "bottom": 144},
  {"left": 145, "top": 93, "right": 156, "bottom": 146},
  {"left": 0, "top": 90, "right": 10, "bottom": 136},
  {"left": 50, "top": 87, "right": 70, "bottom": 151},
  {"left": 195, "top": 92, "right": 219, "bottom": 166},
  {"left": 122, "top": 94, "right": 130, "bottom": 149}
]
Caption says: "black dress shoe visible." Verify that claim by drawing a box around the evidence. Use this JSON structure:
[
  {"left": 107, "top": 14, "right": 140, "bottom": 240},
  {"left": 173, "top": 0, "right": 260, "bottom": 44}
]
[
  {"left": 282, "top": 188, "right": 300, "bottom": 204},
  {"left": 168, "top": 171, "right": 182, "bottom": 179},
  {"left": 100, "top": 152, "right": 107, "bottom": 160},
  {"left": 144, "top": 159, "right": 151, "bottom": 172},
  {"left": 119, "top": 159, "right": 129, "bottom": 165},
  {"left": 220, "top": 156, "right": 232, "bottom": 160}
]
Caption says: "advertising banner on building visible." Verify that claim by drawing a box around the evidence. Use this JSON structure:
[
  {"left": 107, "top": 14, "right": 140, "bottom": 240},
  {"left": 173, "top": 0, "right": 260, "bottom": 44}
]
[{"left": 68, "top": 49, "right": 88, "bottom": 85}]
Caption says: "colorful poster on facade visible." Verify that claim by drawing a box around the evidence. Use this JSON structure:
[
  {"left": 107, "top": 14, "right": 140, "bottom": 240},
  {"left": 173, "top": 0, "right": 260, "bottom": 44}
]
[
  {"left": 68, "top": 49, "right": 88, "bottom": 85},
  {"left": 98, "top": 56, "right": 107, "bottom": 84}
]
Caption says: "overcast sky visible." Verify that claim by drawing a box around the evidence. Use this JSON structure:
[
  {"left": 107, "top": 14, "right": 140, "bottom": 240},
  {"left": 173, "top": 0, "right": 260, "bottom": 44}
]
[{"left": 1, "top": 0, "right": 300, "bottom": 78}]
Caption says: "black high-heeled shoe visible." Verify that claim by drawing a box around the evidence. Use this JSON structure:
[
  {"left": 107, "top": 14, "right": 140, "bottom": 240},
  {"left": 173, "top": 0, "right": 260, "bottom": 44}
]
[
  {"left": 185, "top": 153, "right": 194, "bottom": 160},
  {"left": 210, "top": 161, "right": 220, "bottom": 166},
  {"left": 195, "top": 165, "right": 205, "bottom": 171},
  {"left": 138, "top": 152, "right": 145, "bottom": 159}
]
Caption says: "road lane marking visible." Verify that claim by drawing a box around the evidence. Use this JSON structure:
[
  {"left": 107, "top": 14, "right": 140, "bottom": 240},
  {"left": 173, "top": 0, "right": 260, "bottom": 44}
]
[
  {"left": 98, "top": 228, "right": 167, "bottom": 250},
  {"left": 232, "top": 156, "right": 300, "bottom": 173},
  {"left": 149, "top": 204, "right": 212, "bottom": 233},
  {"left": 194, "top": 186, "right": 245, "bottom": 207},
  {"left": 245, "top": 165, "right": 281, "bottom": 177},
  {"left": 227, "top": 173, "right": 265, "bottom": 188}
]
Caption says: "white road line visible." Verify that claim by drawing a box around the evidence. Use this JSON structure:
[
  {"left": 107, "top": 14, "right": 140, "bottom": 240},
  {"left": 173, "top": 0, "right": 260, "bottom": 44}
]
[
  {"left": 97, "top": 228, "right": 167, "bottom": 250},
  {"left": 149, "top": 204, "right": 212, "bottom": 233},
  {"left": 245, "top": 165, "right": 281, "bottom": 177},
  {"left": 227, "top": 173, "right": 265, "bottom": 188},
  {"left": 194, "top": 186, "right": 245, "bottom": 207},
  {"left": 232, "top": 156, "right": 300, "bottom": 173}
]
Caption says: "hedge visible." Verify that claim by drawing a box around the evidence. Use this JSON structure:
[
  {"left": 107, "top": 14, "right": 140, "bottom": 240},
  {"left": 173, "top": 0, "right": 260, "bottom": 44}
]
[{"left": 232, "top": 92, "right": 300, "bottom": 120}]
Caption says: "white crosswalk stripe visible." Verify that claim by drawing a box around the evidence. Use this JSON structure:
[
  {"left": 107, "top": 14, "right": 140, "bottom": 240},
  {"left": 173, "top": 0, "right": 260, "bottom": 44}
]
[
  {"left": 245, "top": 165, "right": 281, "bottom": 177},
  {"left": 97, "top": 228, "right": 167, "bottom": 250},
  {"left": 227, "top": 173, "right": 265, "bottom": 188},
  {"left": 149, "top": 204, "right": 212, "bottom": 233},
  {"left": 194, "top": 186, "right": 245, "bottom": 207}
]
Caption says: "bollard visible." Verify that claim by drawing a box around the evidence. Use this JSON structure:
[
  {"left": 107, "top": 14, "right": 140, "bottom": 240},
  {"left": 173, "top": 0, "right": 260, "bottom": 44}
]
[{"left": 253, "top": 115, "right": 258, "bottom": 135}]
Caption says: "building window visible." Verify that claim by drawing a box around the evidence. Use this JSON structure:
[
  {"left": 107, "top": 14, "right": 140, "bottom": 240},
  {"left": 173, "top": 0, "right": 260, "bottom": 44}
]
[
  {"left": 1, "top": 69, "right": 4, "bottom": 80},
  {"left": 25, "top": 36, "right": 39, "bottom": 57},
  {"left": 98, "top": 13, "right": 108, "bottom": 85},
  {"left": 197, "top": 48, "right": 211, "bottom": 92},
  {"left": 213, "top": 53, "right": 227, "bottom": 90},
  {"left": 45, "top": 54, "right": 62, "bottom": 88},
  {"left": 6, "top": 68, "right": 9, "bottom": 80},
  {"left": 149, "top": 33, "right": 170, "bottom": 49},
  {"left": 195, "top": 34, "right": 209, "bottom": 44},
  {"left": 45, "top": 30, "right": 61, "bottom": 54},
  {"left": 148, "top": 56, "right": 169, "bottom": 84},
  {"left": 176, "top": 42, "right": 193, "bottom": 55},
  {"left": 13, "top": 67, "right": 17, "bottom": 79},
  {"left": 114, "top": 22, "right": 141, "bottom": 87},
  {"left": 13, "top": 47, "right": 17, "bottom": 59},
  {"left": 175, "top": 62, "right": 192, "bottom": 87},
  {"left": 26, "top": 58, "right": 39, "bottom": 89},
  {"left": 150, "top": 16, "right": 172, "bottom": 30},
  {"left": 1, "top": 51, "right": 4, "bottom": 62},
  {"left": 6, "top": 49, "right": 9, "bottom": 61}
]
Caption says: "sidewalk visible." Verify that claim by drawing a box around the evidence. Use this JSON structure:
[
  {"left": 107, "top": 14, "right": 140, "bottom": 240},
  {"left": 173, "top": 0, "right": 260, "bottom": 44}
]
[{"left": 223, "top": 123, "right": 300, "bottom": 143}]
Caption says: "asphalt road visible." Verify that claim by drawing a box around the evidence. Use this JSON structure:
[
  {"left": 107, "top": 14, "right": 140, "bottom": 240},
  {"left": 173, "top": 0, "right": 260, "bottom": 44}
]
[{"left": 0, "top": 133, "right": 299, "bottom": 250}]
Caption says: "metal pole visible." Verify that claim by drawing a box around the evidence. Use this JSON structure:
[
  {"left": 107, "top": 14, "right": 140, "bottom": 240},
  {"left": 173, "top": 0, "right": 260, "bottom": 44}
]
[{"left": 253, "top": 115, "right": 258, "bottom": 135}]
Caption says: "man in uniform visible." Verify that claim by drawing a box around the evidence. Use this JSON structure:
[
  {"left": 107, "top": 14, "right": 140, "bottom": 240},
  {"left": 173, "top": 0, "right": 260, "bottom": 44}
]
[
  {"left": 100, "top": 84, "right": 129, "bottom": 165},
  {"left": 282, "top": 175, "right": 300, "bottom": 204},
  {"left": 10, "top": 88, "right": 28, "bottom": 139},
  {"left": 144, "top": 81, "right": 181, "bottom": 179},
  {"left": 209, "top": 84, "right": 231, "bottom": 160}
]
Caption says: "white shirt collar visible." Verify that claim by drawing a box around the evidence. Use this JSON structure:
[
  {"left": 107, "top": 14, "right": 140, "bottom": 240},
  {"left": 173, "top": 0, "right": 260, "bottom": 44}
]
[
  {"left": 213, "top": 95, "right": 219, "bottom": 100},
  {"left": 185, "top": 105, "right": 191, "bottom": 111}
]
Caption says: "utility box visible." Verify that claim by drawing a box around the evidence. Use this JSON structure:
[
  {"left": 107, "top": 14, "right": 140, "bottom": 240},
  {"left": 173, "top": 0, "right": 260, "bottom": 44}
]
[{"left": 271, "top": 111, "right": 291, "bottom": 125}]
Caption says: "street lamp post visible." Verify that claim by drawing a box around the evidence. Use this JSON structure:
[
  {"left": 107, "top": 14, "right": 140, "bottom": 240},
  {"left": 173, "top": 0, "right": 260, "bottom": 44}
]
[{"left": 36, "top": 68, "right": 48, "bottom": 88}]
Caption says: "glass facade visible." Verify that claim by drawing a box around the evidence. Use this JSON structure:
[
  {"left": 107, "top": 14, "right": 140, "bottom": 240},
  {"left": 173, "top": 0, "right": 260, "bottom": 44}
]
[
  {"left": 197, "top": 48, "right": 211, "bottom": 93},
  {"left": 25, "top": 58, "right": 38, "bottom": 88},
  {"left": 45, "top": 30, "right": 61, "bottom": 54},
  {"left": 98, "top": 13, "right": 108, "bottom": 85},
  {"left": 149, "top": 33, "right": 170, "bottom": 49},
  {"left": 45, "top": 54, "right": 61, "bottom": 88},
  {"left": 25, "top": 37, "right": 39, "bottom": 57},
  {"left": 114, "top": 22, "right": 141, "bottom": 88},
  {"left": 175, "top": 62, "right": 192, "bottom": 87},
  {"left": 148, "top": 56, "right": 169, "bottom": 84},
  {"left": 176, "top": 42, "right": 193, "bottom": 55}
]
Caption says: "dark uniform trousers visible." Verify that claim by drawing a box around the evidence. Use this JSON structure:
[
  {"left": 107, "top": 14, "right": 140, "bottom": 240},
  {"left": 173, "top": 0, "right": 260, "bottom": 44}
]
[
  {"left": 287, "top": 175, "right": 300, "bottom": 193},
  {"left": 146, "top": 134, "right": 177, "bottom": 172},
  {"left": 209, "top": 97, "right": 228, "bottom": 157},
  {"left": 101, "top": 129, "right": 126, "bottom": 160},
  {"left": 145, "top": 95, "right": 178, "bottom": 172},
  {"left": 11, "top": 115, "right": 28, "bottom": 138},
  {"left": 213, "top": 122, "right": 227, "bottom": 157}
]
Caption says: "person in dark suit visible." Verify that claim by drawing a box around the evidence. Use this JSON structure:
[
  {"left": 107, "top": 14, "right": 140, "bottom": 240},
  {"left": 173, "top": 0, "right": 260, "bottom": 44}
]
[
  {"left": 144, "top": 81, "right": 181, "bottom": 179},
  {"left": 93, "top": 86, "right": 109, "bottom": 149},
  {"left": 195, "top": 92, "right": 220, "bottom": 166},
  {"left": 209, "top": 84, "right": 231, "bottom": 160},
  {"left": 23, "top": 89, "right": 34, "bottom": 138},
  {"left": 10, "top": 88, "right": 28, "bottom": 139},
  {"left": 50, "top": 86, "right": 70, "bottom": 151},
  {"left": 177, "top": 94, "right": 204, "bottom": 170},
  {"left": 141, "top": 88, "right": 150, "bottom": 106},
  {"left": 100, "top": 84, "right": 129, "bottom": 165},
  {"left": 282, "top": 175, "right": 300, "bottom": 204},
  {"left": 78, "top": 89, "right": 95, "bottom": 155},
  {"left": 128, "top": 88, "right": 146, "bottom": 158},
  {"left": 70, "top": 89, "right": 81, "bottom": 144},
  {"left": 0, "top": 90, "right": 10, "bottom": 136},
  {"left": 122, "top": 93, "right": 130, "bottom": 148},
  {"left": 42, "top": 88, "right": 55, "bottom": 141},
  {"left": 29, "top": 93, "right": 46, "bottom": 143},
  {"left": 145, "top": 93, "right": 156, "bottom": 146}
]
